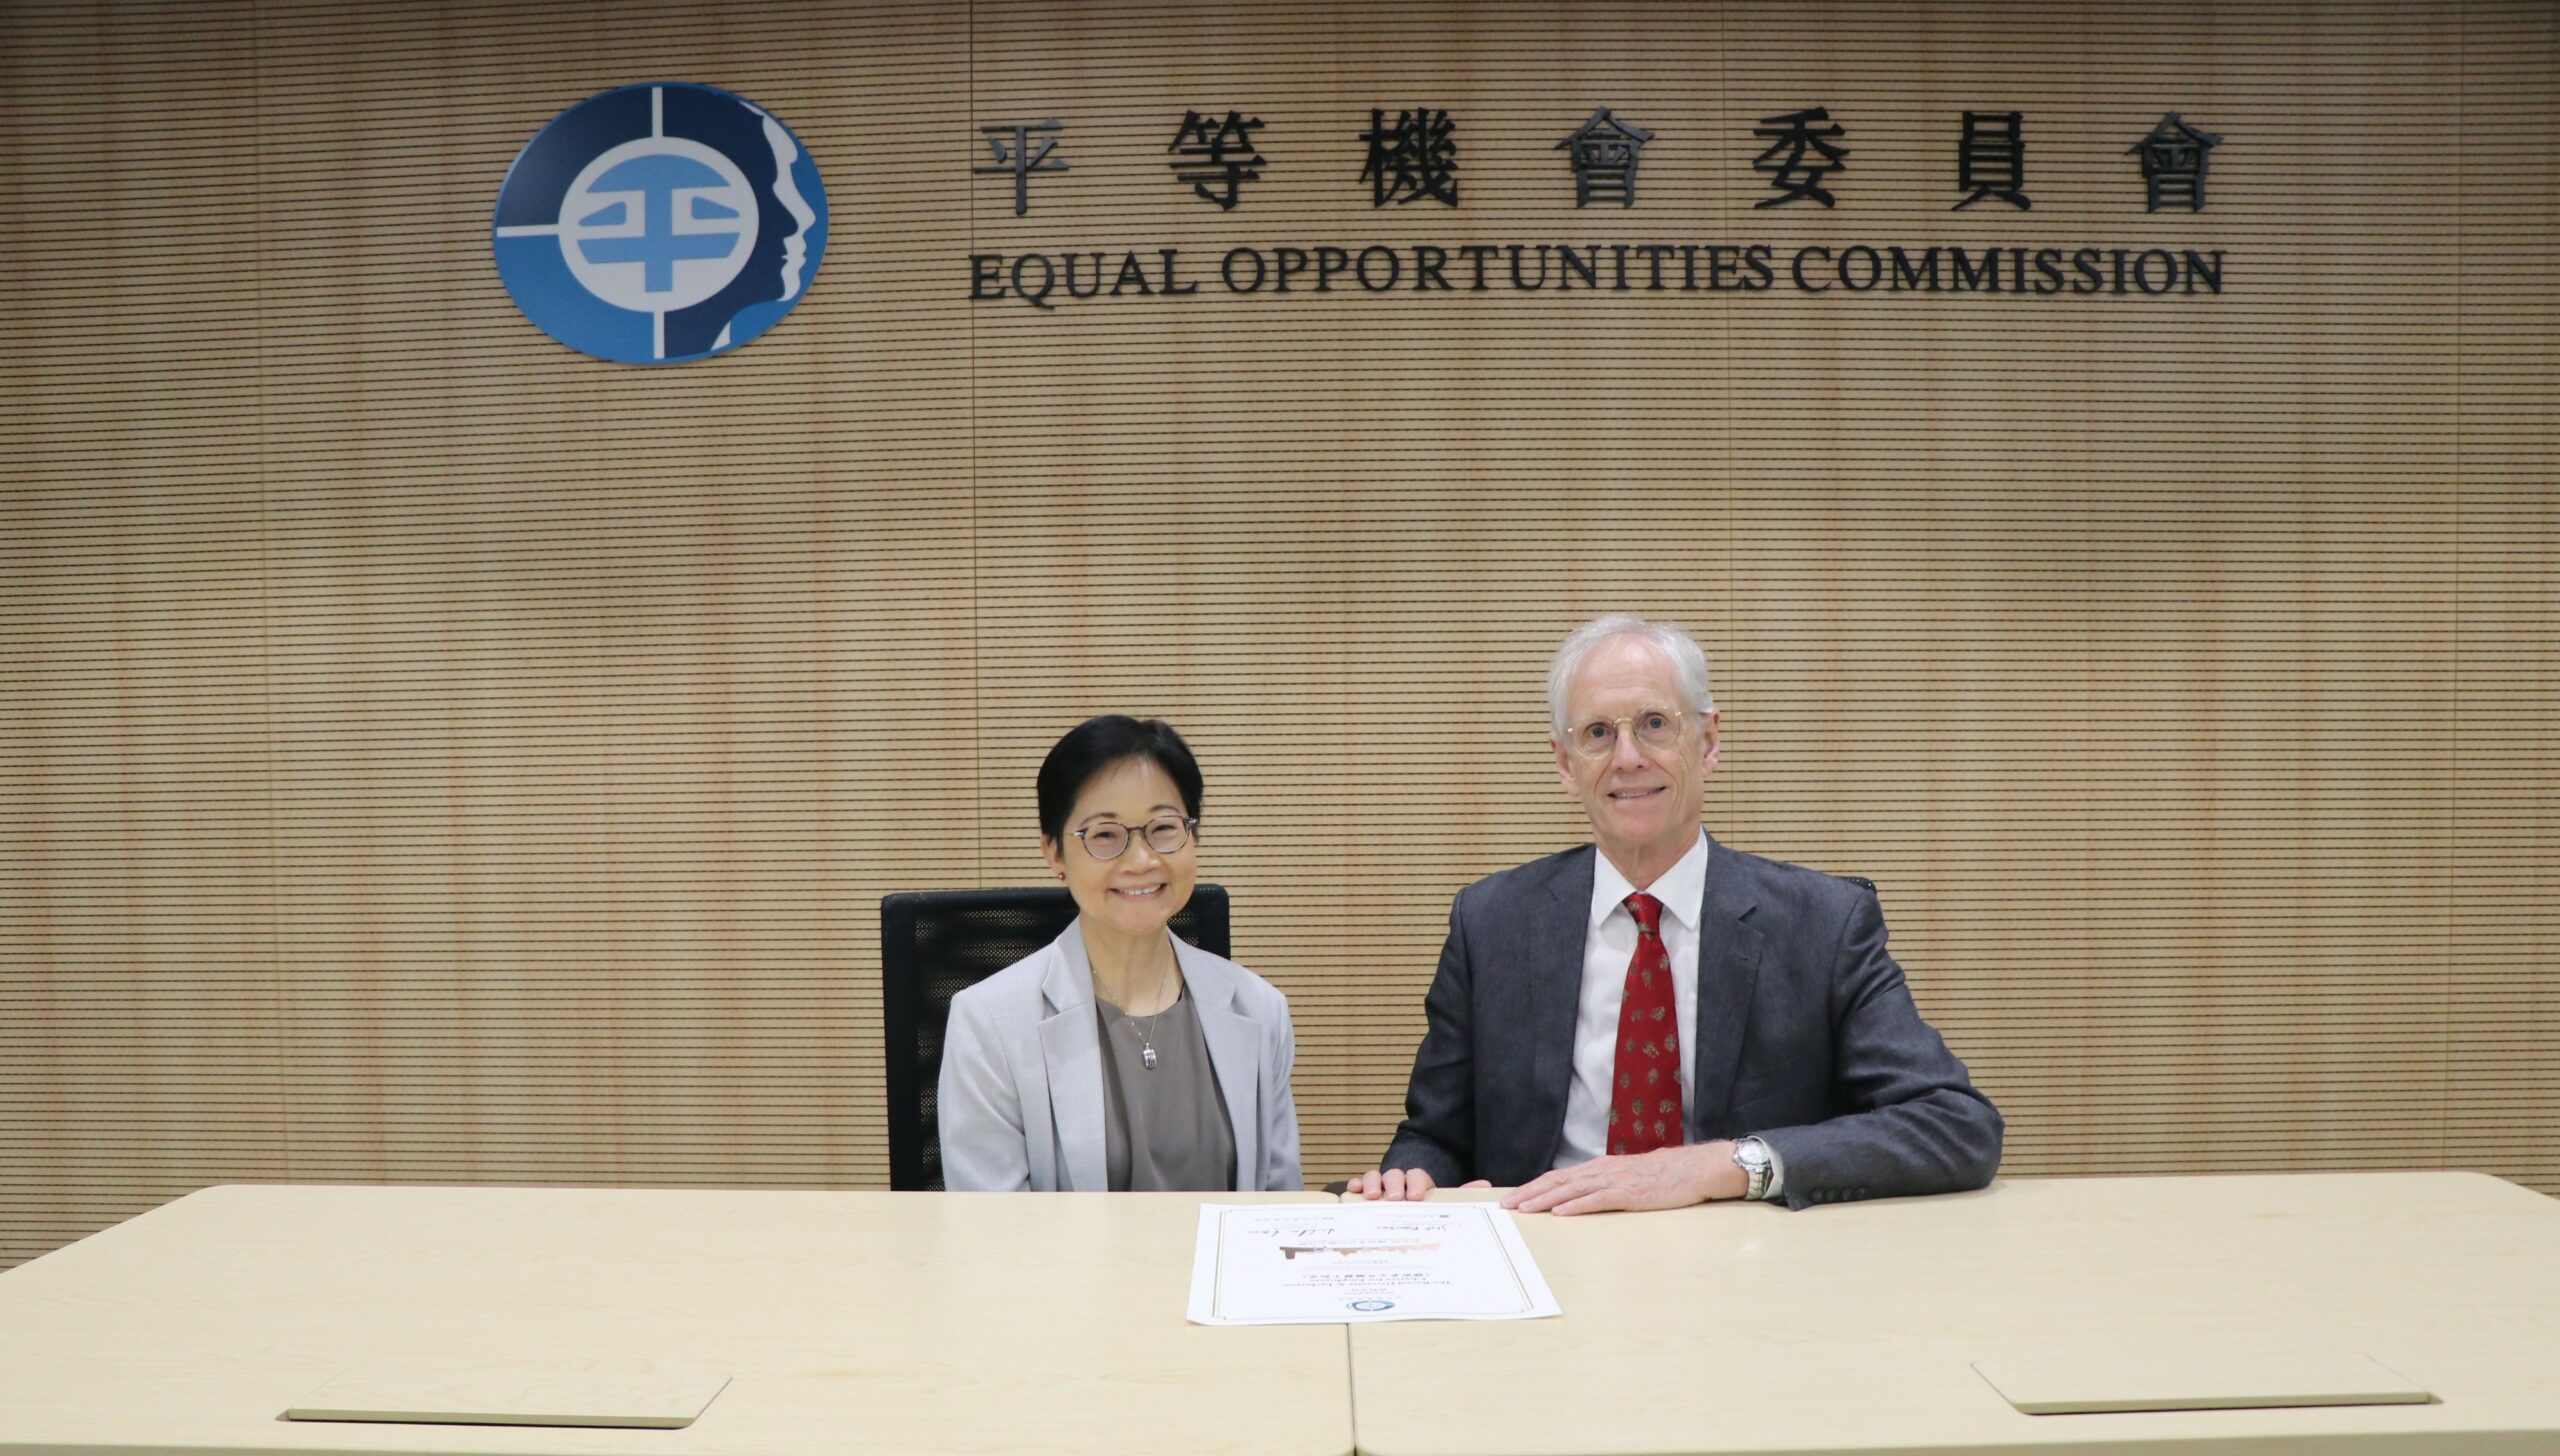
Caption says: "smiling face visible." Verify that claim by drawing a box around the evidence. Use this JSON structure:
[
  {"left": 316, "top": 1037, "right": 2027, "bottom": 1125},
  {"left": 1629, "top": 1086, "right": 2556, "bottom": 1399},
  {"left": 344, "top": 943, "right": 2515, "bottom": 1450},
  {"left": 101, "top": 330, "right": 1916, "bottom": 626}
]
[
  {"left": 1041, "top": 755, "right": 1198, "bottom": 944},
  {"left": 1552, "top": 634, "right": 1721, "bottom": 886}
]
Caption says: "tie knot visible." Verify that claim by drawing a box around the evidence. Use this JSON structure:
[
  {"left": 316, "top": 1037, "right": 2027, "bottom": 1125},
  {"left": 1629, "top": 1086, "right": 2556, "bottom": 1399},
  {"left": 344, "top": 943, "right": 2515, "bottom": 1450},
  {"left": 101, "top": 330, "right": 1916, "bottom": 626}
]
[{"left": 1625, "top": 891, "right": 1664, "bottom": 937}]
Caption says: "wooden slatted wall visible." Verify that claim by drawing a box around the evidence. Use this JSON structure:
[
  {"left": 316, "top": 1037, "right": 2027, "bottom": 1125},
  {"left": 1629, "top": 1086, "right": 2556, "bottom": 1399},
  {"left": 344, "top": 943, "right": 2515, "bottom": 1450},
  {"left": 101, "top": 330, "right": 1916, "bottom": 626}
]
[{"left": 1, "top": 0, "right": 2551, "bottom": 1267}]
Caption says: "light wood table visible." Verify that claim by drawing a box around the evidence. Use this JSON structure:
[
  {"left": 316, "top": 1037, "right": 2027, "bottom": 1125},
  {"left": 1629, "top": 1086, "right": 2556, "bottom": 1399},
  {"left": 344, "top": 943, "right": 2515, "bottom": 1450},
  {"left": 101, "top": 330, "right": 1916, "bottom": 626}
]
[
  {"left": 1347, "top": 1171, "right": 2560, "bottom": 1455},
  {"left": 11, "top": 1175, "right": 2557, "bottom": 1456},
  {"left": 0, "top": 1184, "right": 1353, "bottom": 1456}
]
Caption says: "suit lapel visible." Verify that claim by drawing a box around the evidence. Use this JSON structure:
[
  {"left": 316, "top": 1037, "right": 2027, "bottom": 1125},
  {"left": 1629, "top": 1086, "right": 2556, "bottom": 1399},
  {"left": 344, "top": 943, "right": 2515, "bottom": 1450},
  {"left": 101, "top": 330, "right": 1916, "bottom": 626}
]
[
  {"left": 1178, "top": 941, "right": 1262, "bottom": 1192},
  {"left": 1691, "top": 837, "right": 1765, "bottom": 1132},
  {"left": 1526, "top": 847, "right": 1596, "bottom": 1171},
  {"left": 1039, "top": 922, "right": 1109, "bottom": 1192}
]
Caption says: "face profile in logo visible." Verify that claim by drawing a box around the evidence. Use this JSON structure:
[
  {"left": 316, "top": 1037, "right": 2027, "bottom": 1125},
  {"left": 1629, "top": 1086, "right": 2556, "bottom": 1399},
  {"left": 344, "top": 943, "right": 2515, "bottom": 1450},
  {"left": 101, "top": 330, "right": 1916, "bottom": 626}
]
[{"left": 493, "top": 82, "right": 827, "bottom": 364}]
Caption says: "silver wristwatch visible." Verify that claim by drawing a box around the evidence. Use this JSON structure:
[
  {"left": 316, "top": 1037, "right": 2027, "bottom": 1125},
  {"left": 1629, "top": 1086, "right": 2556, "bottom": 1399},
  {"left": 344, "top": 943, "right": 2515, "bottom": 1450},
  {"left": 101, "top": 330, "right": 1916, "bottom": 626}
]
[{"left": 1732, "top": 1137, "right": 1774, "bottom": 1201}]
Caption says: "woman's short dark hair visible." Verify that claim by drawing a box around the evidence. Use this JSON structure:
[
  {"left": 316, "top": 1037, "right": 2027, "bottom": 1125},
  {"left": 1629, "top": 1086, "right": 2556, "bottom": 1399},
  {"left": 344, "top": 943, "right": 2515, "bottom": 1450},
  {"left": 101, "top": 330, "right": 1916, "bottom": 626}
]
[{"left": 1036, "top": 716, "right": 1205, "bottom": 847}]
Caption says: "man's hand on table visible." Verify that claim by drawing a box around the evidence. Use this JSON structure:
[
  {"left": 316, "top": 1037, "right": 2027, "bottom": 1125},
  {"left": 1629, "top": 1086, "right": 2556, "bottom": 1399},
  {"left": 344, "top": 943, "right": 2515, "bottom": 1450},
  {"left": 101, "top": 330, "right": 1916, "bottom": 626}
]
[
  {"left": 1347, "top": 1169, "right": 1493, "bottom": 1201},
  {"left": 1501, "top": 1141, "right": 1749, "bottom": 1215}
]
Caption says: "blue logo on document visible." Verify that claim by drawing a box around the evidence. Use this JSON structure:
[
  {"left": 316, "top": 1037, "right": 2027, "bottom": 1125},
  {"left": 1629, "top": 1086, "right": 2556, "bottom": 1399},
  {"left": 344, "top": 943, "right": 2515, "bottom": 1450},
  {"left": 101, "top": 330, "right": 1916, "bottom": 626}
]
[
  {"left": 493, "top": 82, "right": 828, "bottom": 364},
  {"left": 1348, "top": 1299, "right": 1395, "bottom": 1312}
]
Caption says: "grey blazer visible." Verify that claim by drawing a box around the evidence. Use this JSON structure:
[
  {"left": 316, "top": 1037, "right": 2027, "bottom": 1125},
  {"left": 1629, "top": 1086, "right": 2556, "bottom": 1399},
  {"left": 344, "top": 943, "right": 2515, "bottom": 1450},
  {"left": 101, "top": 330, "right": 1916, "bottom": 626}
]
[
  {"left": 938, "top": 919, "right": 1303, "bottom": 1192},
  {"left": 1383, "top": 838, "right": 2002, "bottom": 1208}
]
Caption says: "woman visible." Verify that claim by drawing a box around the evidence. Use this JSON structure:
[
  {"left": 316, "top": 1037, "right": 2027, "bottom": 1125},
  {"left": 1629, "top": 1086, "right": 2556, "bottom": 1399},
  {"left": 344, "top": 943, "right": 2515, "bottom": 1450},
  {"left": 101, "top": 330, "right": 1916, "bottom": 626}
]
[{"left": 938, "top": 715, "right": 1302, "bottom": 1191}]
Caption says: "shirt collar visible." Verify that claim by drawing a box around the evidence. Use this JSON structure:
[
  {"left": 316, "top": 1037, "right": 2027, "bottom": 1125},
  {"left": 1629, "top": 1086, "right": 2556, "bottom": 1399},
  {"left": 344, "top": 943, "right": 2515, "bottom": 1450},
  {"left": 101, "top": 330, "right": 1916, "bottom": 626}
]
[{"left": 1588, "top": 831, "right": 1711, "bottom": 934}]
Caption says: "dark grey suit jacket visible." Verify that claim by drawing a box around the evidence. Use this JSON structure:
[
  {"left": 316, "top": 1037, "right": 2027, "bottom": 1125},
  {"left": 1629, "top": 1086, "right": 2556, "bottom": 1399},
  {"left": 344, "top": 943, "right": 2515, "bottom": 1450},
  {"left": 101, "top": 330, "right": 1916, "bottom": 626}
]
[{"left": 1383, "top": 838, "right": 2002, "bottom": 1209}]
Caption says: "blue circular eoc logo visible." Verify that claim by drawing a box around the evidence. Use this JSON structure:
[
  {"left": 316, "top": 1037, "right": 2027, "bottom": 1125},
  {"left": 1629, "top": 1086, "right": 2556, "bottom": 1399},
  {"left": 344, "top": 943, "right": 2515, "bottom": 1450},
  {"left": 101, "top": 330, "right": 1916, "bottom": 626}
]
[
  {"left": 493, "top": 82, "right": 827, "bottom": 364},
  {"left": 1348, "top": 1299, "right": 1395, "bottom": 1312}
]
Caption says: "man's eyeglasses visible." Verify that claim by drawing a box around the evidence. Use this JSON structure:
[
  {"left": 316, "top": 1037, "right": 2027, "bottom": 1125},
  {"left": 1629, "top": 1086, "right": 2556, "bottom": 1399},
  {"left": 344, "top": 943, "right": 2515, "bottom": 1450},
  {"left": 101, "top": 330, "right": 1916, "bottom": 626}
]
[
  {"left": 1072, "top": 816, "right": 1199, "bottom": 861},
  {"left": 1565, "top": 709, "right": 1699, "bottom": 759}
]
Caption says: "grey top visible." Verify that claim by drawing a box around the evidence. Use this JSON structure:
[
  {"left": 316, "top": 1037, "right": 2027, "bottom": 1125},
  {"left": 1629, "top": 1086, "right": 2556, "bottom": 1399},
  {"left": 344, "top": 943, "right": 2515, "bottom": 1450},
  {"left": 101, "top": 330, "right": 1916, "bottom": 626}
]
[{"left": 1095, "top": 987, "right": 1237, "bottom": 1192}]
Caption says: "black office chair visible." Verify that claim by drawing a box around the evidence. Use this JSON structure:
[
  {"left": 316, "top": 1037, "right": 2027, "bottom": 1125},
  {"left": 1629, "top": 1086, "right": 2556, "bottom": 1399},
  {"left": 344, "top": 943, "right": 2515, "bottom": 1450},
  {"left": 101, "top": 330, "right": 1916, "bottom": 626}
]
[{"left": 880, "top": 884, "right": 1232, "bottom": 1191}]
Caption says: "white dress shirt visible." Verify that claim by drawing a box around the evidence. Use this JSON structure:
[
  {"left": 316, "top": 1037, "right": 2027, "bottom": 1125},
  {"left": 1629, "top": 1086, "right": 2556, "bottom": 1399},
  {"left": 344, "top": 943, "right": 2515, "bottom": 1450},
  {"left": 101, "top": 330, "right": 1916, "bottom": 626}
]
[
  {"left": 1553, "top": 832, "right": 1786, "bottom": 1198},
  {"left": 1555, "top": 832, "right": 1710, "bottom": 1168}
]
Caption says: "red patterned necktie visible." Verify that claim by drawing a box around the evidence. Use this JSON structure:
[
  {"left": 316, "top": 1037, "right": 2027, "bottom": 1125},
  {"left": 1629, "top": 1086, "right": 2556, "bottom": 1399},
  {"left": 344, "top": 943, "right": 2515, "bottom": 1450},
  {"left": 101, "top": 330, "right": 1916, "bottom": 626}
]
[{"left": 1608, "top": 892, "right": 1684, "bottom": 1156}]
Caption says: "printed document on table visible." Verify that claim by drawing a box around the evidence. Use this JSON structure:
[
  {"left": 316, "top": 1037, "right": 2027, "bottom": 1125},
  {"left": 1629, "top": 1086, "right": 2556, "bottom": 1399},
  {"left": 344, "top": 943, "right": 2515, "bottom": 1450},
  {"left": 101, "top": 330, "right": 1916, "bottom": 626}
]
[{"left": 1187, "top": 1201, "right": 1561, "bottom": 1325}]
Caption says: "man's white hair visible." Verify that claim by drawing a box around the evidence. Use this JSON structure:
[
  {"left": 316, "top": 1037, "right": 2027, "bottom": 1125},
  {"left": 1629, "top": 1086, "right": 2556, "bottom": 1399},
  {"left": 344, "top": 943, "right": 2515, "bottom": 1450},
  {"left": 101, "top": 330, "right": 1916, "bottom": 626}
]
[{"left": 1545, "top": 615, "right": 1717, "bottom": 737}]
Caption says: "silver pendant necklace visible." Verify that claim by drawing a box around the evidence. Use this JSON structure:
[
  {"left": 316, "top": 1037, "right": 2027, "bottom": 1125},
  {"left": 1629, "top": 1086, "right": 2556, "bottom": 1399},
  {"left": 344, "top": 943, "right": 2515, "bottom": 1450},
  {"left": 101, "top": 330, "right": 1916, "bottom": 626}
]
[
  {"left": 1128, "top": 966, "right": 1178, "bottom": 1069},
  {"left": 1135, "top": 1015, "right": 1162, "bottom": 1070}
]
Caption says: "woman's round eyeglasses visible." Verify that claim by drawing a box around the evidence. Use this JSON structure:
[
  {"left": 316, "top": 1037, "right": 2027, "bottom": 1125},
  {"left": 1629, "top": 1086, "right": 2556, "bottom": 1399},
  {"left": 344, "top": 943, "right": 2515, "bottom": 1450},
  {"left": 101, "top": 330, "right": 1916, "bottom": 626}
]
[{"left": 1073, "top": 816, "right": 1198, "bottom": 861}]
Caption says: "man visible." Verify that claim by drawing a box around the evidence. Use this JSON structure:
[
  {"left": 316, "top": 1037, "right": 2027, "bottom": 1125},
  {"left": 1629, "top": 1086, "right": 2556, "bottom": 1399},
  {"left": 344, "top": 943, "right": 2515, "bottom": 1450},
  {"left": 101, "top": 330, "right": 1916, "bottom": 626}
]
[{"left": 1354, "top": 615, "right": 2001, "bottom": 1212}]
